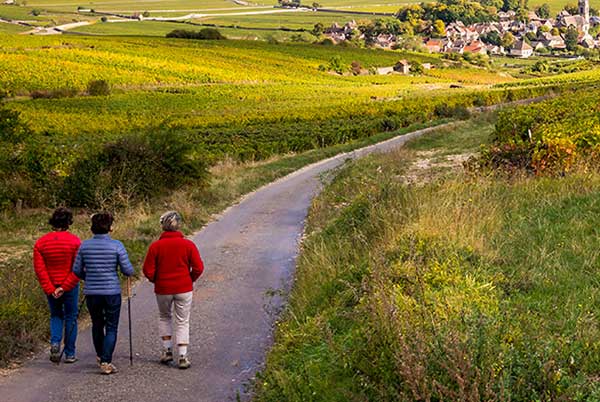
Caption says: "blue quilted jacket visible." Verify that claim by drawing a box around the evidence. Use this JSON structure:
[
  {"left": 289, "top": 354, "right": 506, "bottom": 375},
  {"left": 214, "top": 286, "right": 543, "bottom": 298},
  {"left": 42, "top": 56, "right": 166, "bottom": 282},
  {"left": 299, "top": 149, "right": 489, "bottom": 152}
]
[{"left": 72, "top": 234, "right": 134, "bottom": 295}]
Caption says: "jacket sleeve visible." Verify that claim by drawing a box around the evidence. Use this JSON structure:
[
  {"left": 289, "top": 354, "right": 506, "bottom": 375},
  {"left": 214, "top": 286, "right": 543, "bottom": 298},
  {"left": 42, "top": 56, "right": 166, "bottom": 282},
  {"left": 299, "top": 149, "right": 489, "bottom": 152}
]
[
  {"left": 33, "top": 242, "right": 55, "bottom": 295},
  {"left": 116, "top": 242, "right": 135, "bottom": 277},
  {"left": 142, "top": 244, "right": 157, "bottom": 283},
  {"left": 61, "top": 238, "right": 81, "bottom": 292},
  {"left": 189, "top": 243, "right": 204, "bottom": 282},
  {"left": 72, "top": 248, "right": 85, "bottom": 280}
]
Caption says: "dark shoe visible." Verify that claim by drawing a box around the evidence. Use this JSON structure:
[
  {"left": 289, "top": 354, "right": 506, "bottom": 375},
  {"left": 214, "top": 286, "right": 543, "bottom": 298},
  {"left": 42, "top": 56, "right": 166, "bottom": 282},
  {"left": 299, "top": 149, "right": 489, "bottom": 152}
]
[
  {"left": 64, "top": 356, "right": 78, "bottom": 364},
  {"left": 160, "top": 349, "right": 173, "bottom": 365},
  {"left": 178, "top": 355, "right": 191, "bottom": 369},
  {"left": 49, "top": 344, "right": 60, "bottom": 363},
  {"left": 100, "top": 362, "right": 118, "bottom": 375}
]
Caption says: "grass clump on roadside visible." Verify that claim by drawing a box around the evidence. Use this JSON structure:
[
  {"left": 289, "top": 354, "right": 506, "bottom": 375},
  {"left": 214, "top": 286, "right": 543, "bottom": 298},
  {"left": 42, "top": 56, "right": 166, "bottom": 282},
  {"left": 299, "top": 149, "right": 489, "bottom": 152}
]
[{"left": 255, "top": 117, "right": 600, "bottom": 400}]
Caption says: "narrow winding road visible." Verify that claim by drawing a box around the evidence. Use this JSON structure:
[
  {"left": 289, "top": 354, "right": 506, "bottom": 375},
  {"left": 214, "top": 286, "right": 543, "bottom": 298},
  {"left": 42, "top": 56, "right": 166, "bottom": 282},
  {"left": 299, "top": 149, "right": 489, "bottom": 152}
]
[{"left": 0, "top": 124, "right": 452, "bottom": 402}]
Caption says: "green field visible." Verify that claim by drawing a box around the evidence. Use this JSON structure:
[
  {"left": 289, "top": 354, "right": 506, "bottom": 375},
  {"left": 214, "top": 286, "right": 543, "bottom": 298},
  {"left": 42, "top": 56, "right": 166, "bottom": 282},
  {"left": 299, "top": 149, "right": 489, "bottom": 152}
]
[
  {"left": 198, "top": 11, "right": 361, "bottom": 28},
  {"left": 12, "top": 0, "right": 273, "bottom": 12},
  {"left": 71, "top": 11, "right": 370, "bottom": 38},
  {"left": 0, "top": 21, "right": 28, "bottom": 32},
  {"left": 0, "top": 35, "right": 472, "bottom": 135},
  {"left": 73, "top": 20, "right": 318, "bottom": 40}
]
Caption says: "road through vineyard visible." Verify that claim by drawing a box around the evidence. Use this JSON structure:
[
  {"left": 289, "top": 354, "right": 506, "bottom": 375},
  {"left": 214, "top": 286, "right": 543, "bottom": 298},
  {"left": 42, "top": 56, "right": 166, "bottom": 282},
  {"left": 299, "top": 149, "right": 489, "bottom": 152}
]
[{"left": 0, "top": 122, "right": 445, "bottom": 402}]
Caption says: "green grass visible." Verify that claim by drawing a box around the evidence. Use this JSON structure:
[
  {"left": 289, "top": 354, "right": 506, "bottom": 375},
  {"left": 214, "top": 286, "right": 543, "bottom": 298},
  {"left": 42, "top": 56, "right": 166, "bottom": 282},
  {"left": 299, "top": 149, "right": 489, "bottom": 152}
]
[
  {"left": 0, "top": 4, "right": 41, "bottom": 20},
  {"left": 198, "top": 11, "right": 362, "bottom": 29},
  {"left": 0, "top": 21, "right": 29, "bottom": 32},
  {"left": 74, "top": 20, "right": 200, "bottom": 35},
  {"left": 255, "top": 113, "right": 600, "bottom": 400},
  {"left": 404, "top": 112, "right": 495, "bottom": 154}
]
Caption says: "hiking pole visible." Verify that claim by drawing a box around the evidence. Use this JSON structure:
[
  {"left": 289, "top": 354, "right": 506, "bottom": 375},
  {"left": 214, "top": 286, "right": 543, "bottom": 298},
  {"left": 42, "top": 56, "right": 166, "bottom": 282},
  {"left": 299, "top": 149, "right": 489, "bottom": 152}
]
[
  {"left": 127, "top": 276, "right": 133, "bottom": 366},
  {"left": 57, "top": 295, "right": 87, "bottom": 365}
]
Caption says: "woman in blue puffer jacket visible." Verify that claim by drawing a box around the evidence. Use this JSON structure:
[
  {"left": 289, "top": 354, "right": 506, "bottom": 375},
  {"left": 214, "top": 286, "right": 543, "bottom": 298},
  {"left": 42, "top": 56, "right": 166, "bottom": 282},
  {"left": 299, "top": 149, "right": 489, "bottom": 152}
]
[{"left": 72, "top": 212, "right": 134, "bottom": 375}]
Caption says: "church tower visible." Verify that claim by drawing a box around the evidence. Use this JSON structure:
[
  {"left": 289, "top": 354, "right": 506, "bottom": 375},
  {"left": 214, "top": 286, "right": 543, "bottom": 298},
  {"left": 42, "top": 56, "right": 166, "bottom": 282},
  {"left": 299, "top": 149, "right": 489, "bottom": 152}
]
[{"left": 579, "top": 0, "right": 590, "bottom": 34}]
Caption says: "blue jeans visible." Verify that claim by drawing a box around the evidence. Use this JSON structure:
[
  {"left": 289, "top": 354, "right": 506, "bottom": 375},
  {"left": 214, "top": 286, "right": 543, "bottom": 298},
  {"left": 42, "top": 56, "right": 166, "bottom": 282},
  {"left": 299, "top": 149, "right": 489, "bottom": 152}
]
[
  {"left": 86, "top": 294, "right": 121, "bottom": 364},
  {"left": 46, "top": 284, "right": 79, "bottom": 357}
]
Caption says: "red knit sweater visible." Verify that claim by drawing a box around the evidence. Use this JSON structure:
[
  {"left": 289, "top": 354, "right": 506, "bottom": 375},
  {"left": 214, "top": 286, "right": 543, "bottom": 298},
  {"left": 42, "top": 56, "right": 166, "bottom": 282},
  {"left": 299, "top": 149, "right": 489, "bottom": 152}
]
[
  {"left": 33, "top": 231, "right": 81, "bottom": 295},
  {"left": 143, "top": 231, "right": 204, "bottom": 295}
]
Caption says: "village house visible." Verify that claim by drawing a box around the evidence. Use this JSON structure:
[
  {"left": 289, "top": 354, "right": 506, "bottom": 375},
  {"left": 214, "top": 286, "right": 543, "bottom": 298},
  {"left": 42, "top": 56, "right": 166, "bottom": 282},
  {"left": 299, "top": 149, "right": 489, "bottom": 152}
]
[
  {"left": 324, "top": 21, "right": 359, "bottom": 43},
  {"left": 498, "top": 10, "right": 516, "bottom": 22},
  {"left": 446, "top": 39, "right": 466, "bottom": 53},
  {"left": 394, "top": 59, "right": 411, "bottom": 74},
  {"left": 510, "top": 40, "right": 534, "bottom": 57},
  {"left": 424, "top": 38, "right": 443, "bottom": 53},
  {"left": 530, "top": 41, "right": 546, "bottom": 51},
  {"left": 560, "top": 14, "right": 587, "bottom": 30},
  {"left": 485, "top": 44, "right": 505, "bottom": 55},
  {"left": 541, "top": 32, "right": 567, "bottom": 49},
  {"left": 375, "top": 33, "right": 396, "bottom": 48},
  {"left": 581, "top": 35, "right": 596, "bottom": 48},
  {"left": 463, "top": 40, "right": 487, "bottom": 55}
]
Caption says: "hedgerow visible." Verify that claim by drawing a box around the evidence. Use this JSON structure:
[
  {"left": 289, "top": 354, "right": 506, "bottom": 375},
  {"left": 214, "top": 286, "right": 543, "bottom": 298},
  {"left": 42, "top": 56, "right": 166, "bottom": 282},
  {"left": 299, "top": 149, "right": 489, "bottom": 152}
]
[{"left": 0, "top": 104, "right": 208, "bottom": 209}]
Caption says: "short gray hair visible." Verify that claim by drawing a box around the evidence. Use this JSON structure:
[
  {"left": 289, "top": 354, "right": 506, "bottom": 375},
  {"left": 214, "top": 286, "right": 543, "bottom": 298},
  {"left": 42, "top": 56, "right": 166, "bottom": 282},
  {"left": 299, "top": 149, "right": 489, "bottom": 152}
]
[{"left": 160, "top": 211, "right": 182, "bottom": 231}]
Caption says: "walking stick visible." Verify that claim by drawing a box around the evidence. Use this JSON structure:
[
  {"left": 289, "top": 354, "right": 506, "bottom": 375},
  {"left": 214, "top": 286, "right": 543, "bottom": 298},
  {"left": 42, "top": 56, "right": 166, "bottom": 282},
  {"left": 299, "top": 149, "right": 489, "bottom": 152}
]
[
  {"left": 57, "top": 295, "right": 87, "bottom": 365},
  {"left": 127, "top": 276, "right": 133, "bottom": 366}
]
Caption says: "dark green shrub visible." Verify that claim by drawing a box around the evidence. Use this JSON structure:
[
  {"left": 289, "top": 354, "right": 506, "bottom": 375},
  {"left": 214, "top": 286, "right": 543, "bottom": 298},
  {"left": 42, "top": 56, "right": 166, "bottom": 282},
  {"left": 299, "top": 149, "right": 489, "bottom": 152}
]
[
  {"left": 197, "top": 28, "right": 224, "bottom": 39},
  {"left": 318, "top": 38, "right": 335, "bottom": 46},
  {"left": 0, "top": 107, "right": 25, "bottom": 143},
  {"left": 30, "top": 87, "right": 78, "bottom": 99},
  {"left": 87, "top": 79, "right": 111, "bottom": 96},
  {"left": 166, "top": 28, "right": 225, "bottom": 40},
  {"left": 62, "top": 130, "right": 209, "bottom": 208}
]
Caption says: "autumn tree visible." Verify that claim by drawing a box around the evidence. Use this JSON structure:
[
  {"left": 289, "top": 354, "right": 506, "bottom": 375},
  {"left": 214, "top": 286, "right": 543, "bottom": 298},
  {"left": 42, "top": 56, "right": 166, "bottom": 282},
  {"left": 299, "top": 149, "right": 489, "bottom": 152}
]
[
  {"left": 535, "top": 3, "right": 551, "bottom": 18},
  {"left": 501, "top": 31, "right": 515, "bottom": 48},
  {"left": 432, "top": 19, "right": 446, "bottom": 37},
  {"left": 565, "top": 25, "right": 579, "bottom": 51}
]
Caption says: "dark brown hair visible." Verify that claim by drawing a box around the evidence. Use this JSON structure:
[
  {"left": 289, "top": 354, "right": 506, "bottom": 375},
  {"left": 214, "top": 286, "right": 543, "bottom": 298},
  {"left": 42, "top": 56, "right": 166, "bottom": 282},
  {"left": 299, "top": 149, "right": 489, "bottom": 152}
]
[
  {"left": 91, "top": 212, "right": 113, "bottom": 235},
  {"left": 48, "top": 207, "right": 73, "bottom": 230}
]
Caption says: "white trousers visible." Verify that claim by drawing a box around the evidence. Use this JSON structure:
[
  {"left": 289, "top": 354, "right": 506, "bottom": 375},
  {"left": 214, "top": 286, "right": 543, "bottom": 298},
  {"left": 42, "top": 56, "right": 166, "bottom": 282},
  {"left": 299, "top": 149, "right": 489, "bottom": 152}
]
[{"left": 156, "top": 291, "right": 193, "bottom": 345}]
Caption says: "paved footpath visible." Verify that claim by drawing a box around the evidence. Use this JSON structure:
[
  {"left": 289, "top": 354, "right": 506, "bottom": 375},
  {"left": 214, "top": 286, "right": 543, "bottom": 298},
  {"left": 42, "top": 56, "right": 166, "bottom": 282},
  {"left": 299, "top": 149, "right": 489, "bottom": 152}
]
[{"left": 0, "top": 124, "right": 448, "bottom": 402}]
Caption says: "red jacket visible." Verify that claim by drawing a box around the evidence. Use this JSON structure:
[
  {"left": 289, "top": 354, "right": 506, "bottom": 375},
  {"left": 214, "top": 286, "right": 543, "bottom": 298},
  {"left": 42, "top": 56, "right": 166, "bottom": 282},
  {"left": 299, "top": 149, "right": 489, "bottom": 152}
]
[
  {"left": 143, "top": 231, "right": 204, "bottom": 295},
  {"left": 33, "top": 231, "right": 81, "bottom": 295}
]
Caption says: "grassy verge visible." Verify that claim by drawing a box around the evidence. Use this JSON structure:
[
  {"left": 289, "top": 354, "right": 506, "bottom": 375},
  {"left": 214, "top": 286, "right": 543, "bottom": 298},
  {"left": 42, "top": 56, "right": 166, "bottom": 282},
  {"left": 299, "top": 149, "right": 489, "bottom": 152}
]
[
  {"left": 255, "top": 114, "right": 600, "bottom": 400},
  {"left": 0, "top": 118, "right": 449, "bottom": 368}
]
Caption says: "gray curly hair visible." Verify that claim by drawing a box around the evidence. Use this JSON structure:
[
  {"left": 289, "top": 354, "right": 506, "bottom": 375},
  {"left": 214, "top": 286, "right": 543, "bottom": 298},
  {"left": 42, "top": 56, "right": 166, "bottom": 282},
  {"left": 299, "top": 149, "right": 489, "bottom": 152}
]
[{"left": 160, "top": 211, "right": 182, "bottom": 231}]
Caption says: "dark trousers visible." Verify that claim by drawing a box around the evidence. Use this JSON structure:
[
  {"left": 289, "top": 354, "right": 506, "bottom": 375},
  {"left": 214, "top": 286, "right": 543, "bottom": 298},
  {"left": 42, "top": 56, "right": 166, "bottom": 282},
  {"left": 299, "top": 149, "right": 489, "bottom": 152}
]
[
  {"left": 46, "top": 284, "right": 79, "bottom": 357},
  {"left": 86, "top": 294, "right": 121, "bottom": 364}
]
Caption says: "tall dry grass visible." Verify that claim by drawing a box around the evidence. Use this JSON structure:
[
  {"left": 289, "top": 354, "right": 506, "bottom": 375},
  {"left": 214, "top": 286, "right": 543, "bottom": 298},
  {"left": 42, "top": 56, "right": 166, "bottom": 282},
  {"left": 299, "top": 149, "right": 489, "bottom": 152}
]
[{"left": 257, "top": 135, "right": 600, "bottom": 401}]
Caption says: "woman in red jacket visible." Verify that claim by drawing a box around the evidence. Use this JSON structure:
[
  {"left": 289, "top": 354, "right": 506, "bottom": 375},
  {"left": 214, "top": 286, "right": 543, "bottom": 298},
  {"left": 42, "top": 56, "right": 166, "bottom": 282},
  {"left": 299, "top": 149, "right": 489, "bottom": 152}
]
[
  {"left": 33, "top": 207, "right": 81, "bottom": 363},
  {"left": 143, "top": 211, "right": 204, "bottom": 369}
]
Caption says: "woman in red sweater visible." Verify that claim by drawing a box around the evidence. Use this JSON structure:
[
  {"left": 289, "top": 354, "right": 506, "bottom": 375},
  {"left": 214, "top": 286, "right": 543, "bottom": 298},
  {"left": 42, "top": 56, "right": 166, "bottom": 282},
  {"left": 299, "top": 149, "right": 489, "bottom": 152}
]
[
  {"left": 143, "top": 211, "right": 204, "bottom": 369},
  {"left": 33, "top": 207, "right": 81, "bottom": 363}
]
